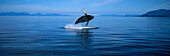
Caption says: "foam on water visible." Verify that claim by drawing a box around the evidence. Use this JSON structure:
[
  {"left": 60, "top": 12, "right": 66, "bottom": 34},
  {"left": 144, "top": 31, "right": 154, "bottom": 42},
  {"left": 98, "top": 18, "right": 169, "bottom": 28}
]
[{"left": 64, "top": 24, "right": 83, "bottom": 29}]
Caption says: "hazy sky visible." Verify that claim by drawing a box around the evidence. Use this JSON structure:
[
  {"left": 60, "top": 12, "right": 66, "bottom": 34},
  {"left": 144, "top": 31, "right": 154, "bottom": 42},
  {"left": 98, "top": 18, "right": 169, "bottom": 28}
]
[{"left": 0, "top": 0, "right": 169, "bottom": 15}]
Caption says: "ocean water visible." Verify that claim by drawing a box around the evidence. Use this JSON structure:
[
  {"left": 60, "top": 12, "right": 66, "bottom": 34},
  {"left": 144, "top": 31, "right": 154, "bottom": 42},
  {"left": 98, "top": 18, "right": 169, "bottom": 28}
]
[{"left": 0, "top": 16, "right": 170, "bottom": 56}]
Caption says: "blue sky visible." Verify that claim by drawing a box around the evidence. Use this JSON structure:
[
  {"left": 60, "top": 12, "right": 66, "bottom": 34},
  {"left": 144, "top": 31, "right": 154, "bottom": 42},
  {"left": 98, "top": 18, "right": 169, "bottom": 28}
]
[{"left": 0, "top": 0, "right": 169, "bottom": 15}]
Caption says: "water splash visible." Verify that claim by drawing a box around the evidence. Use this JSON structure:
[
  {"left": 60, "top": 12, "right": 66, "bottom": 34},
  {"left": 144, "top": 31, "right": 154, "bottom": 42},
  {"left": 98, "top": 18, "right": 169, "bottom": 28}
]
[{"left": 65, "top": 24, "right": 83, "bottom": 29}]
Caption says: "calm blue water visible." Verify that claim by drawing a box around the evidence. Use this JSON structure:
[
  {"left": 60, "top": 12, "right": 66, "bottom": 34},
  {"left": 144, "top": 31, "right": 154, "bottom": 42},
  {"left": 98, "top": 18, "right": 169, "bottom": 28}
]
[{"left": 0, "top": 16, "right": 170, "bottom": 56}]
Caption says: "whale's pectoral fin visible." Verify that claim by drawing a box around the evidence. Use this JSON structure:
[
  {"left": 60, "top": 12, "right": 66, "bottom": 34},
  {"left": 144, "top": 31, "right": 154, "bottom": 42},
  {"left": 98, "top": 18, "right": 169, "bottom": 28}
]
[{"left": 83, "top": 8, "right": 87, "bottom": 16}]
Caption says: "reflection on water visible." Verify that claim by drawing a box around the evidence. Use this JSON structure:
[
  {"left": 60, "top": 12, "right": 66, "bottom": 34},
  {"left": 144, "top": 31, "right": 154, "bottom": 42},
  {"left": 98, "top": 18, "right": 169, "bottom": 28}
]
[
  {"left": 76, "top": 29, "right": 93, "bottom": 50},
  {"left": 64, "top": 28, "right": 94, "bottom": 50}
]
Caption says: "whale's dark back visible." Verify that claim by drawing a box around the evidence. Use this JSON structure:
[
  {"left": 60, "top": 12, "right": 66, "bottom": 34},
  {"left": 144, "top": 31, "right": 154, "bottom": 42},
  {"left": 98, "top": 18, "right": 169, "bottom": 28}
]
[{"left": 75, "top": 15, "right": 94, "bottom": 24}]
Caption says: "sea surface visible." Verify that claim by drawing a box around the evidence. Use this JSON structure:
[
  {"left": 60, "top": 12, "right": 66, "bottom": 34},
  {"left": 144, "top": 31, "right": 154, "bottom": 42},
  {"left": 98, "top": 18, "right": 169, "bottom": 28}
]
[{"left": 0, "top": 16, "right": 170, "bottom": 56}]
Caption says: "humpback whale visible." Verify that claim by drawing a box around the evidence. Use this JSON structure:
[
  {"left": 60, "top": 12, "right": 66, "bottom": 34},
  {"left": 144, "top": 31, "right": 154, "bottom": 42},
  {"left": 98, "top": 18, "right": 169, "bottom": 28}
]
[{"left": 75, "top": 8, "right": 94, "bottom": 27}]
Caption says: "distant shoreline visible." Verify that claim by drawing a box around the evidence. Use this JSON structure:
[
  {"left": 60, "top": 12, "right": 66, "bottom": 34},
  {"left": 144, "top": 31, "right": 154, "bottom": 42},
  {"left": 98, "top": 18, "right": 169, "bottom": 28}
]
[{"left": 0, "top": 9, "right": 169, "bottom": 17}]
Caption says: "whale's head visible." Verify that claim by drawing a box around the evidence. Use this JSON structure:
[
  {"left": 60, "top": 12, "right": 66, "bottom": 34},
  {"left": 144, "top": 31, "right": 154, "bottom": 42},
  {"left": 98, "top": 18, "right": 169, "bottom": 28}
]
[{"left": 87, "top": 15, "right": 94, "bottom": 20}]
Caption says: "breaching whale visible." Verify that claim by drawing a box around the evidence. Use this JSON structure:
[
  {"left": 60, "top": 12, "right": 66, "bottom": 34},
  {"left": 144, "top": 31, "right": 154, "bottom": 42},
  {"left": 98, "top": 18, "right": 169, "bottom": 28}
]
[{"left": 75, "top": 8, "right": 94, "bottom": 27}]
